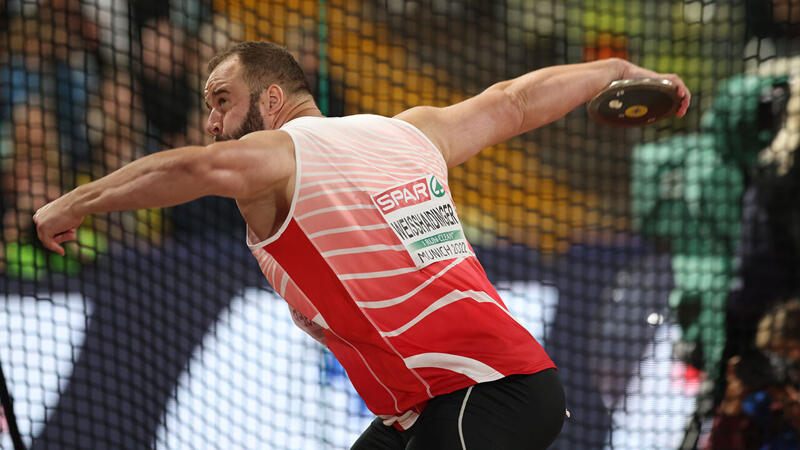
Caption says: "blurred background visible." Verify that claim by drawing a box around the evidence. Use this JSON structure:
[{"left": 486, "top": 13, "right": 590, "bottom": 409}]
[{"left": 1, "top": 0, "right": 800, "bottom": 448}]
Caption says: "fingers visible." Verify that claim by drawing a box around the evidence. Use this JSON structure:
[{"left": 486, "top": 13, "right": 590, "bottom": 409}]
[
  {"left": 633, "top": 69, "right": 691, "bottom": 118},
  {"left": 676, "top": 81, "right": 691, "bottom": 118},
  {"left": 663, "top": 73, "right": 692, "bottom": 118},
  {"left": 676, "top": 91, "right": 691, "bottom": 118},
  {"left": 35, "top": 227, "right": 71, "bottom": 256},
  {"left": 32, "top": 204, "right": 73, "bottom": 257},
  {"left": 54, "top": 229, "right": 77, "bottom": 244},
  {"left": 38, "top": 234, "right": 66, "bottom": 257},
  {"left": 36, "top": 229, "right": 78, "bottom": 257}
]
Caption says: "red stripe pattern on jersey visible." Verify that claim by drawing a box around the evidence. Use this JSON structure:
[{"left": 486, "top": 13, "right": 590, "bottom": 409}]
[{"left": 247, "top": 115, "right": 554, "bottom": 426}]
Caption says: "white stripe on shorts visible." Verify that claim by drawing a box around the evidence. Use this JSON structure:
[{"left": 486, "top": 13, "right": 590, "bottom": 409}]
[{"left": 458, "top": 385, "right": 474, "bottom": 450}]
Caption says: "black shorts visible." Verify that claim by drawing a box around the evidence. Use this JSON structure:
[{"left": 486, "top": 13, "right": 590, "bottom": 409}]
[{"left": 350, "top": 368, "right": 565, "bottom": 450}]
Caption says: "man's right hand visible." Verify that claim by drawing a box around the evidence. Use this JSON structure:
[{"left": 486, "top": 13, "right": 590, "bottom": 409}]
[
  {"left": 617, "top": 60, "right": 692, "bottom": 118},
  {"left": 33, "top": 195, "right": 84, "bottom": 256}
]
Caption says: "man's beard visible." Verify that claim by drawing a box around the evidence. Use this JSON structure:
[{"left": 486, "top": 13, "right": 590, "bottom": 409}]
[{"left": 216, "top": 93, "right": 266, "bottom": 142}]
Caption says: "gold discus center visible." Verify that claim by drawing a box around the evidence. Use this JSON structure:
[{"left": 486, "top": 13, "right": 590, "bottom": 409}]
[{"left": 625, "top": 105, "right": 648, "bottom": 118}]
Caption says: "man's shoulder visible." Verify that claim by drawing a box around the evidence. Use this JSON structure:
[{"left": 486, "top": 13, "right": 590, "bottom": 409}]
[
  {"left": 236, "top": 130, "right": 296, "bottom": 157},
  {"left": 280, "top": 114, "right": 407, "bottom": 135},
  {"left": 239, "top": 129, "right": 293, "bottom": 144}
]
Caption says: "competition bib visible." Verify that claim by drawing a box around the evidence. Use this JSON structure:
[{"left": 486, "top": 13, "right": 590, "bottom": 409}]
[{"left": 371, "top": 175, "right": 473, "bottom": 268}]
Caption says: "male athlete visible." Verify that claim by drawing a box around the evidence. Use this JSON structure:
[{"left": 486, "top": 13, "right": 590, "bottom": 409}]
[{"left": 33, "top": 41, "right": 690, "bottom": 449}]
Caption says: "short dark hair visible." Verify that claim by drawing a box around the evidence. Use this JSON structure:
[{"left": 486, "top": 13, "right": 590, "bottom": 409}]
[{"left": 208, "top": 41, "right": 312, "bottom": 97}]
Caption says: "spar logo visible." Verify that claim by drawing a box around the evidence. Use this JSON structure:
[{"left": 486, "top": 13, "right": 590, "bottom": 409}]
[
  {"left": 430, "top": 176, "right": 445, "bottom": 198},
  {"left": 372, "top": 175, "right": 445, "bottom": 214}
]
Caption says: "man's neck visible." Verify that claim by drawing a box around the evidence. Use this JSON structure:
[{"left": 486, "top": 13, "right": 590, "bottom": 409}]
[{"left": 274, "top": 97, "right": 324, "bottom": 128}]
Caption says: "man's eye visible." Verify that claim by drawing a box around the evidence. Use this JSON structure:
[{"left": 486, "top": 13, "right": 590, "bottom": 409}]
[{"left": 218, "top": 98, "right": 227, "bottom": 106}]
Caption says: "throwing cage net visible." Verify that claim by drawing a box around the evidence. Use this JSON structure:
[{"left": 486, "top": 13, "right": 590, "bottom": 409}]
[{"left": 1, "top": 0, "right": 799, "bottom": 448}]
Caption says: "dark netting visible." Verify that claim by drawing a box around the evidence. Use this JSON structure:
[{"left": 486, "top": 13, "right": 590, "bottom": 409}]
[{"left": 1, "top": 0, "right": 799, "bottom": 448}]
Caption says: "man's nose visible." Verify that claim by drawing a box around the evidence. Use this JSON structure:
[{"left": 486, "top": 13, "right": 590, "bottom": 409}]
[{"left": 206, "top": 113, "right": 221, "bottom": 137}]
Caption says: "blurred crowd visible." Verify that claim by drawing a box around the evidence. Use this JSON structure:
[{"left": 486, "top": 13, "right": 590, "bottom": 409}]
[
  {"left": 706, "top": 300, "right": 800, "bottom": 449},
  {"left": 0, "top": 0, "right": 317, "bottom": 277}
]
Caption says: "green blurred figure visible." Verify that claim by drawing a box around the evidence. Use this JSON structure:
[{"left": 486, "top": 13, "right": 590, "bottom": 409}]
[{"left": 632, "top": 74, "right": 788, "bottom": 385}]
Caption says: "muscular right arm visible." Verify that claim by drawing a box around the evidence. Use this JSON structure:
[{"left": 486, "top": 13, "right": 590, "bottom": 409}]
[
  {"left": 395, "top": 58, "right": 691, "bottom": 167},
  {"left": 33, "top": 130, "right": 295, "bottom": 254}
]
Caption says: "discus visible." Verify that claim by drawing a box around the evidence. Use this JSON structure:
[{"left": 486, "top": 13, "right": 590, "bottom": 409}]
[{"left": 587, "top": 78, "right": 682, "bottom": 127}]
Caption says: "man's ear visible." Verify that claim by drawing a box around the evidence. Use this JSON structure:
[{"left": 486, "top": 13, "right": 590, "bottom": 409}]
[{"left": 262, "top": 84, "right": 284, "bottom": 115}]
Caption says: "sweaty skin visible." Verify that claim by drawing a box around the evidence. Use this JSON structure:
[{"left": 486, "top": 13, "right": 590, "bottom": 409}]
[{"left": 33, "top": 56, "right": 690, "bottom": 254}]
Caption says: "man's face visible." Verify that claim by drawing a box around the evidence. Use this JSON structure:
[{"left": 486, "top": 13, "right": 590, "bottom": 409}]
[{"left": 204, "top": 57, "right": 266, "bottom": 141}]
